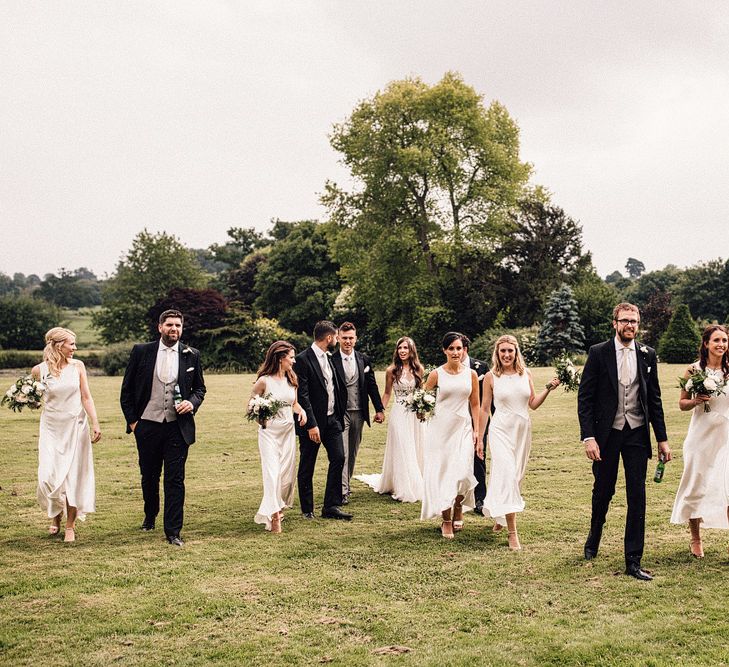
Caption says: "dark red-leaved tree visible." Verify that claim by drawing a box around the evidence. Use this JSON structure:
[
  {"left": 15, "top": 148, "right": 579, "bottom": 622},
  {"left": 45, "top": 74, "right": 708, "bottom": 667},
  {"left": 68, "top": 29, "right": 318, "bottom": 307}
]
[{"left": 147, "top": 288, "right": 228, "bottom": 348}]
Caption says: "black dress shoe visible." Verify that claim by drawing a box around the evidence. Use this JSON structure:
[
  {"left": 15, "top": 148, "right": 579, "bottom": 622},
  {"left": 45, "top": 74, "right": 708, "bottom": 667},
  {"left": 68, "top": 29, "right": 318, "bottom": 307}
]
[
  {"left": 302, "top": 512, "right": 315, "bottom": 520},
  {"left": 321, "top": 506, "right": 353, "bottom": 521},
  {"left": 584, "top": 546, "right": 598, "bottom": 560},
  {"left": 140, "top": 521, "right": 155, "bottom": 531},
  {"left": 474, "top": 502, "right": 484, "bottom": 517},
  {"left": 625, "top": 563, "right": 653, "bottom": 581},
  {"left": 166, "top": 535, "right": 184, "bottom": 547}
]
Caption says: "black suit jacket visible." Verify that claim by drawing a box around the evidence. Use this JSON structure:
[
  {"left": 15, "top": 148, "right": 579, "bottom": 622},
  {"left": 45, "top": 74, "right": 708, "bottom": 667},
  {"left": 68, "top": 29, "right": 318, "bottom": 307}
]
[
  {"left": 469, "top": 357, "right": 489, "bottom": 403},
  {"left": 577, "top": 339, "right": 667, "bottom": 457},
  {"left": 120, "top": 341, "right": 207, "bottom": 446},
  {"left": 295, "top": 346, "right": 345, "bottom": 435},
  {"left": 332, "top": 350, "right": 384, "bottom": 426}
]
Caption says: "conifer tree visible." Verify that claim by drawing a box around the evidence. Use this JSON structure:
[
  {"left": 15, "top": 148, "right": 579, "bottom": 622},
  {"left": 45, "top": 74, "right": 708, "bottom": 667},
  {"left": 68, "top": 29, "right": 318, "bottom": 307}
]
[
  {"left": 534, "top": 284, "right": 585, "bottom": 363},
  {"left": 658, "top": 303, "right": 701, "bottom": 363}
]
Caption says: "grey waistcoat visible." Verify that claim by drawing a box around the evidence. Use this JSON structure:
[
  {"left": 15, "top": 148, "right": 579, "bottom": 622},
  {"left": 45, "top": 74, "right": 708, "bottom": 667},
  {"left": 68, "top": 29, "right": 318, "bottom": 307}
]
[
  {"left": 344, "top": 360, "right": 360, "bottom": 412},
  {"left": 612, "top": 370, "right": 645, "bottom": 431},
  {"left": 141, "top": 373, "right": 178, "bottom": 423}
]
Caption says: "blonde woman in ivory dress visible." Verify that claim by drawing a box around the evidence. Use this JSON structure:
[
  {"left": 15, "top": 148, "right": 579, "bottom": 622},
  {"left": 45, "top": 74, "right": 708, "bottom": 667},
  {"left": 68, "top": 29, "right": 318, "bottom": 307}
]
[
  {"left": 671, "top": 325, "right": 729, "bottom": 558},
  {"left": 355, "top": 337, "right": 425, "bottom": 502},
  {"left": 420, "top": 332, "right": 481, "bottom": 539},
  {"left": 31, "top": 327, "right": 101, "bottom": 542},
  {"left": 478, "top": 335, "right": 559, "bottom": 550},
  {"left": 250, "top": 341, "right": 307, "bottom": 533}
]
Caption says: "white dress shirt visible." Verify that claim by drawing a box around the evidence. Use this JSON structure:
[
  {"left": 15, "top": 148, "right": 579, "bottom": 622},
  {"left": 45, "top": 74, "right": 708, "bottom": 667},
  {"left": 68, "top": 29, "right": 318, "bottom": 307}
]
[
  {"left": 156, "top": 341, "right": 179, "bottom": 384},
  {"left": 311, "top": 343, "right": 335, "bottom": 416}
]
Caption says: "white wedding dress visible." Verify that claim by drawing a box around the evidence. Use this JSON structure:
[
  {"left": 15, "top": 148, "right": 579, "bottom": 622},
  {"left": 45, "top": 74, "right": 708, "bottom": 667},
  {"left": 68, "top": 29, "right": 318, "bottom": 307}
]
[
  {"left": 37, "top": 361, "right": 95, "bottom": 520},
  {"left": 483, "top": 371, "right": 533, "bottom": 526},
  {"left": 671, "top": 365, "right": 729, "bottom": 528},
  {"left": 420, "top": 364, "right": 477, "bottom": 520},
  {"left": 254, "top": 375, "right": 297, "bottom": 530},
  {"left": 355, "top": 376, "right": 425, "bottom": 503}
]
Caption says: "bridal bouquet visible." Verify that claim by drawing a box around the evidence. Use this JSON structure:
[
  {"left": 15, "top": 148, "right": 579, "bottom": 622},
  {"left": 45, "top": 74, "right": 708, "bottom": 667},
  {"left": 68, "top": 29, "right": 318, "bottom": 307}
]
[
  {"left": 679, "top": 368, "right": 727, "bottom": 413},
  {"left": 550, "top": 354, "right": 582, "bottom": 392},
  {"left": 2, "top": 375, "right": 46, "bottom": 412},
  {"left": 400, "top": 387, "right": 437, "bottom": 422},
  {"left": 246, "top": 393, "right": 287, "bottom": 429}
]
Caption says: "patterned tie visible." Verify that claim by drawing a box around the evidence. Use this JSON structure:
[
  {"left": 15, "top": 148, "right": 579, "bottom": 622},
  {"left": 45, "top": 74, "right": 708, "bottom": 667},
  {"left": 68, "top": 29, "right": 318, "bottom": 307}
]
[
  {"left": 620, "top": 347, "right": 632, "bottom": 387},
  {"left": 159, "top": 347, "right": 174, "bottom": 383},
  {"left": 344, "top": 355, "right": 355, "bottom": 382}
]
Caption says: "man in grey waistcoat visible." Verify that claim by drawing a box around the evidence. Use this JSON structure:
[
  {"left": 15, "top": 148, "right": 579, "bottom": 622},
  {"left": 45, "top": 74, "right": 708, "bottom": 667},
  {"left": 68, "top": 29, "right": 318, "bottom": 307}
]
[
  {"left": 331, "top": 322, "right": 384, "bottom": 503},
  {"left": 120, "top": 309, "right": 206, "bottom": 546}
]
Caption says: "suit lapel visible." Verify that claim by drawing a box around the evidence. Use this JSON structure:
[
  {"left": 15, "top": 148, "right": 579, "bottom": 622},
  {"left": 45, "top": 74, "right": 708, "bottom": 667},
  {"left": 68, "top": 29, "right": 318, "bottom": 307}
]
[
  {"left": 355, "top": 351, "right": 366, "bottom": 391},
  {"left": 332, "top": 351, "right": 346, "bottom": 386},
  {"left": 603, "top": 341, "right": 618, "bottom": 393},
  {"left": 177, "top": 346, "right": 185, "bottom": 393},
  {"left": 307, "top": 347, "right": 327, "bottom": 389}
]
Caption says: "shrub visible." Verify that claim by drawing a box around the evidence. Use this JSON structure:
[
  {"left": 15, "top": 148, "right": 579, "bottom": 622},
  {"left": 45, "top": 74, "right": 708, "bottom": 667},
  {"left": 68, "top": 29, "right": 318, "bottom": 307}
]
[
  {"left": 0, "top": 296, "right": 63, "bottom": 350},
  {"left": 101, "top": 343, "right": 135, "bottom": 376},
  {"left": 658, "top": 304, "right": 701, "bottom": 363}
]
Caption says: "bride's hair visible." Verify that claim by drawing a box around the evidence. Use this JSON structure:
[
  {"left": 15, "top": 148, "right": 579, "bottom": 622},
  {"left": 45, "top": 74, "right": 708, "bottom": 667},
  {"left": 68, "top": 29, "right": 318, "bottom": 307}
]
[
  {"left": 43, "top": 327, "right": 77, "bottom": 377},
  {"left": 391, "top": 336, "right": 424, "bottom": 388},
  {"left": 491, "top": 335, "right": 526, "bottom": 377},
  {"left": 698, "top": 324, "right": 729, "bottom": 377},
  {"left": 256, "top": 340, "right": 298, "bottom": 386}
]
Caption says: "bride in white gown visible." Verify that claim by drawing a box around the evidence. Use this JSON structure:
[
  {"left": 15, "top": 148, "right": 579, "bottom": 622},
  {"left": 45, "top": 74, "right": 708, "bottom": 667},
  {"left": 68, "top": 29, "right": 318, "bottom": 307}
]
[
  {"left": 355, "top": 337, "right": 425, "bottom": 502},
  {"left": 250, "top": 341, "right": 307, "bottom": 533},
  {"left": 32, "top": 327, "right": 101, "bottom": 542},
  {"left": 671, "top": 325, "right": 729, "bottom": 558}
]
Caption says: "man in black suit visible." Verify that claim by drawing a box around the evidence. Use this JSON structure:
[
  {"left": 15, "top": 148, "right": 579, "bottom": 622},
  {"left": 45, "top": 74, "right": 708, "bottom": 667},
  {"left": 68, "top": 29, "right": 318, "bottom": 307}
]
[
  {"left": 578, "top": 302, "right": 671, "bottom": 580},
  {"left": 461, "top": 336, "right": 489, "bottom": 515},
  {"left": 332, "top": 322, "right": 385, "bottom": 503},
  {"left": 295, "top": 320, "right": 351, "bottom": 520},
  {"left": 120, "top": 309, "right": 206, "bottom": 546}
]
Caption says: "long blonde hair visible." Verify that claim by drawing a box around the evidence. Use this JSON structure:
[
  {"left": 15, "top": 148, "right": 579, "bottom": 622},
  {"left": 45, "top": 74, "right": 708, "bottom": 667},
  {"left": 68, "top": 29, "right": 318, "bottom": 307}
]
[
  {"left": 491, "top": 334, "right": 526, "bottom": 377},
  {"left": 43, "top": 327, "right": 76, "bottom": 377}
]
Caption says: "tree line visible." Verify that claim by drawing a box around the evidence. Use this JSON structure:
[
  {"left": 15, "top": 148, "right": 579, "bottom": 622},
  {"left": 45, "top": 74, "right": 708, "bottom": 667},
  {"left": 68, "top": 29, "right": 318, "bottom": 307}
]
[{"left": 2, "top": 73, "right": 726, "bottom": 366}]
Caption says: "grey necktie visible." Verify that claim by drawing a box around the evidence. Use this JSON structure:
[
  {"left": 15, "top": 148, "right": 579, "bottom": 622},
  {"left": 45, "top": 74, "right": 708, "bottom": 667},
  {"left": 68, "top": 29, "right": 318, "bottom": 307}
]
[
  {"left": 344, "top": 355, "right": 355, "bottom": 382},
  {"left": 159, "top": 347, "right": 174, "bottom": 383},
  {"left": 620, "top": 347, "right": 632, "bottom": 387}
]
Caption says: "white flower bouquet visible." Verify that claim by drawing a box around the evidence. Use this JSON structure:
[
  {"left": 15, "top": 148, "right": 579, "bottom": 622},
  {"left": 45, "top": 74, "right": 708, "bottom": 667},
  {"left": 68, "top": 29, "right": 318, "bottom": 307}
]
[
  {"left": 2, "top": 375, "right": 46, "bottom": 412},
  {"left": 246, "top": 392, "right": 287, "bottom": 429},
  {"left": 400, "top": 387, "right": 437, "bottom": 422},
  {"left": 551, "top": 354, "right": 582, "bottom": 392},
  {"left": 679, "top": 368, "right": 727, "bottom": 413}
]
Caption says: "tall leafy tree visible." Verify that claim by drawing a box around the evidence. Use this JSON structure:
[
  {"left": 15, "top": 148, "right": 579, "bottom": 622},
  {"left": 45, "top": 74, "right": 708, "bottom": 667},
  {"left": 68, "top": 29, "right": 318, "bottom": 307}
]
[
  {"left": 674, "top": 258, "right": 729, "bottom": 323},
  {"left": 254, "top": 220, "right": 341, "bottom": 335},
  {"left": 37, "top": 268, "right": 101, "bottom": 308},
  {"left": 93, "top": 230, "right": 207, "bottom": 343},
  {"left": 324, "top": 72, "right": 531, "bottom": 336},
  {"left": 625, "top": 257, "right": 646, "bottom": 279},
  {"left": 0, "top": 296, "right": 62, "bottom": 349}
]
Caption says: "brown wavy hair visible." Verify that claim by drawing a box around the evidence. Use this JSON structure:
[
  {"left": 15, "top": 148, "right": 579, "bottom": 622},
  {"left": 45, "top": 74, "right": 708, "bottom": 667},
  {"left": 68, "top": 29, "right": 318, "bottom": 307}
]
[
  {"left": 43, "top": 327, "right": 76, "bottom": 378},
  {"left": 390, "top": 336, "right": 424, "bottom": 388},
  {"left": 256, "top": 341, "right": 298, "bottom": 387},
  {"left": 698, "top": 324, "right": 729, "bottom": 378},
  {"left": 490, "top": 334, "right": 526, "bottom": 377}
]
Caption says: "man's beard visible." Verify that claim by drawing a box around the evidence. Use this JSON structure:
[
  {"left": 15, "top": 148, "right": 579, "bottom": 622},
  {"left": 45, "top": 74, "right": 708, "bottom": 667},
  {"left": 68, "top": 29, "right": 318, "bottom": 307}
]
[
  {"left": 327, "top": 340, "right": 337, "bottom": 353},
  {"left": 161, "top": 333, "right": 179, "bottom": 347}
]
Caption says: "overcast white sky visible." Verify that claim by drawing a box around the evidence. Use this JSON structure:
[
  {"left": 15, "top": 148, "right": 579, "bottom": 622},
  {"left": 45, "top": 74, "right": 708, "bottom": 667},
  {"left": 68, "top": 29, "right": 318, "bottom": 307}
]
[{"left": 1, "top": 1, "right": 727, "bottom": 280}]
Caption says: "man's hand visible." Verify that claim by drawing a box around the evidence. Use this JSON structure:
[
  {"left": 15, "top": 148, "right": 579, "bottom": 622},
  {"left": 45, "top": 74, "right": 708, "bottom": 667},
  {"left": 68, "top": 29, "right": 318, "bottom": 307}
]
[
  {"left": 175, "top": 400, "right": 194, "bottom": 415},
  {"left": 130, "top": 421, "right": 138, "bottom": 432},
  {"left": 308, "top": 426, "right": 321, "bottom": 444},
  {"left": 657, "top": 441, "right": 672, "bottom": 462},
  {"left": 584, "top": 437, "right": 601, "bottom": 461},
  {"left": 374, "top": 411, "right": 385, "bottom": 424}
]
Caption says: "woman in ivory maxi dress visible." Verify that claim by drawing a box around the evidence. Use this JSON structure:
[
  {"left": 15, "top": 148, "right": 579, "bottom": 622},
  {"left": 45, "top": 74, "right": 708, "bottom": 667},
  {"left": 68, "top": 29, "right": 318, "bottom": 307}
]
[
  {"left": 32, "top": 327, "right": 101, "bottom": 542},
  {"left": 671, "top": 324, "right": 729, "bottom": 558},
  {"left": 420, "top": 332, "right": 481, "bottom": 539},
  {"left": 355, "top": 337, "right": 425, "bottom": 502},
  {"left": 478, "top": 335, "right": 559, "bottom": 550},
  {"left": 250, "top": 341, "right": 307, "bottom": 533}
]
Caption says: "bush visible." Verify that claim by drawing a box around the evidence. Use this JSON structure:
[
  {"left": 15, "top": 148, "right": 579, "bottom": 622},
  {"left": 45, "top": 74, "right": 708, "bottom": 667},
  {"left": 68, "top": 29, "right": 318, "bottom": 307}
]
[
  {"left": 658, "top": 304, "right": 701, "bottom": 363},
  {"left": 101, "top": 343, "right": 135, "bottom": 376},
  {"left": 0, "top": 296, "right": 63, "bottom": 349},
  {"left": 0, "top": 350, "right": 43, "bottom": 370}
]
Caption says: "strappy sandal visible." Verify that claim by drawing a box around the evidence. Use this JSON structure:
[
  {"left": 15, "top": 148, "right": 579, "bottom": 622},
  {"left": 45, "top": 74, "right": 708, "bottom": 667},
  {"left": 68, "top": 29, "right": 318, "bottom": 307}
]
[
  {"left": 440, "top": 520, "right": 455, "bottom": 540},
  {"left": 64, "top": 526, "right": 76, "bottom": 543},
  {"left": 452, "top": 503, "right": 464, "bottom": 532},
  {"left": 48, "top": 514, "right": 62, "bottom": 535},
  {"left": 690, "top": 539, "right": 704, "bottom": 558},
  {"left": 508, "top": 530, "right": 521, "bottom": 551}
]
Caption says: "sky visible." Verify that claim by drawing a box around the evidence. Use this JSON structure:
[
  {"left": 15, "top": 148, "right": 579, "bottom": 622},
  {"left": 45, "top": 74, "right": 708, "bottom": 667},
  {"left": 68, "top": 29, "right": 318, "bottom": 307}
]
[{"left": 1, "top": 1, "right": 728, "bottom": 280}]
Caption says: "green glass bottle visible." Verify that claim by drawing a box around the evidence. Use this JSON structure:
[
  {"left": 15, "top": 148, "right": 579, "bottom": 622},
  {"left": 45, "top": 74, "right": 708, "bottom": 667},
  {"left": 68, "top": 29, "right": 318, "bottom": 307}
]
[
  {"left": 653, "top": 456, "right": 666, "bottom": 483},
  {"left": 173, "top": 384, "right": 183, "bottom": 406}
]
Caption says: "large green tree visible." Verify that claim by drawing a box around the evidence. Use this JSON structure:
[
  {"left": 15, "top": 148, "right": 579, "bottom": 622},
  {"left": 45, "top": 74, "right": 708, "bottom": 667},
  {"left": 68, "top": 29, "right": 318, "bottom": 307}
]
[
  {"left": 0, "top": 296, "right": 62, "bottom": 349},
  {"left": 674, "top": 259, "right": 729, "bottom": 323},
  {"left": 254, "top": 220, "right": 341, "bottom": 335},
  {"left": 93, "top": 230, "right": 207, "bottom": 343},
  {"left": 37, "top": 268, "right": 101, "bottom": 308},
  {"left": 324, "top": 72, "right": 531, "bottom": 338}
]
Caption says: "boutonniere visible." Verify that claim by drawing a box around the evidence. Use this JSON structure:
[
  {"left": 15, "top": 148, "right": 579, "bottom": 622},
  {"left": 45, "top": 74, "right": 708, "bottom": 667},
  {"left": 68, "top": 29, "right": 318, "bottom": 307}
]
[
  {"left": 474, "top": 361, "right": 481, "bottom": 369},
  {"left": 364, "top": 366, "right": 370, "bottom": 373},
  {"left": 639, "top": 345, "right": 648, "bottom": 355},
  {"left": 647, "top": 366, "right": 652, "bottom": 374},
  {"left": 326, "top": 351, "right": 332, "bottom": 357},
  {"left": 182, "top": 346, "right": 192, "bottom": 354}
]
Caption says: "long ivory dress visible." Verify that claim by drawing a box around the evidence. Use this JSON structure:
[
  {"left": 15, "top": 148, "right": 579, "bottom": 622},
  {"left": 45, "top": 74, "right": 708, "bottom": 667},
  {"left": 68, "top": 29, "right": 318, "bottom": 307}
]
[
  {"left": 37, "top": 361, "right": 95, "bottom": 520},
  {"left": 355, "top": 375, "right": 425, "bottom": 503},
  {"left": 670, "top": 366, "right": 729, "bottom": 528},
  {"left": 484, "top": 371, "right": 532, "bottom": 526},
  {"left": 254, "top": 375, "right": 297, "bottom": 530},
  {"left": 420, "top": 365, "right": 477, "bottom": 520}
]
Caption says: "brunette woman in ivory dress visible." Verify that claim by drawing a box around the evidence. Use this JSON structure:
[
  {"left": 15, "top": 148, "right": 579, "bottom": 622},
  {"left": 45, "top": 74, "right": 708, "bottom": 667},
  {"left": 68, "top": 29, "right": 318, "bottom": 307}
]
[
  {"left": 671, "top": 325, "right": 729, "bottom": 558},
  {"left": 32, "top": 327, "right": 101, "bottom": 542},
  {"left": 420, "top": 332, "right": 481, "bottom": 539},
  {"left": 478, "top": 335, "right": 559, "bottom": 550},
  {"left": 250, "top": 341, "right": 307, "bottom": 533},
  {"left": 356, "top": 337, "right": 425, "bottom": 502}
]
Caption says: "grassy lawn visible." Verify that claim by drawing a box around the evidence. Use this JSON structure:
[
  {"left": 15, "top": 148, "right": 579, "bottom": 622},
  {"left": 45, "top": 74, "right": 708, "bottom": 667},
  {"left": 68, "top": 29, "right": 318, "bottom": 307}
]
[
  {"left": 62, "top": 308, "right": 102, "bottom": 348},
  {"left": 1, "top": 366, "right": 728, "bottom": 666}
]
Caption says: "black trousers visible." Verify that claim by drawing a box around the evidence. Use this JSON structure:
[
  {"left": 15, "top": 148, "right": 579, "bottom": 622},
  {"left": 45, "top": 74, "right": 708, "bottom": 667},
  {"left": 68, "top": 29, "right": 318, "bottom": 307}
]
[
  {"left": 134, "top": 419, "right": 189, "bottom": 538},
  {"left": 473, "top": 454, "right": 486, "bottom": 504},
  {"left": 297, "top": 414, "right": 345, "bottom": 514},
  {"left": 587, "top": 424, "right": 649, "bottom": 566}
]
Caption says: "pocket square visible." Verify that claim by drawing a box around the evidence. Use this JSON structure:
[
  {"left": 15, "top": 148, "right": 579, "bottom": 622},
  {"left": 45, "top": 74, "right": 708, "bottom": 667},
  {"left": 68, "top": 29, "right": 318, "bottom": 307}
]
[
  {"left": 647, "top": 367, "right": 652, "bottom": 373},
  {"left": 363, "top": 366, "right": 370, "bottom": 373},
  {"left": 186, "top": 366, "right": 195, "bottom": 372}
]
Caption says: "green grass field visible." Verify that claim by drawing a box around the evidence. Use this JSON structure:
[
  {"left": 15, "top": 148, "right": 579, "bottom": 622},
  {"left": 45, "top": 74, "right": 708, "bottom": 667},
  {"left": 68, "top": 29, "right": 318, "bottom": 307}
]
[
  {"left": 61, "top": 308, "right": 102, "bottom": 348},
  {"left": 1, "top": 367, "right": 728, "bottom": 666}
]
